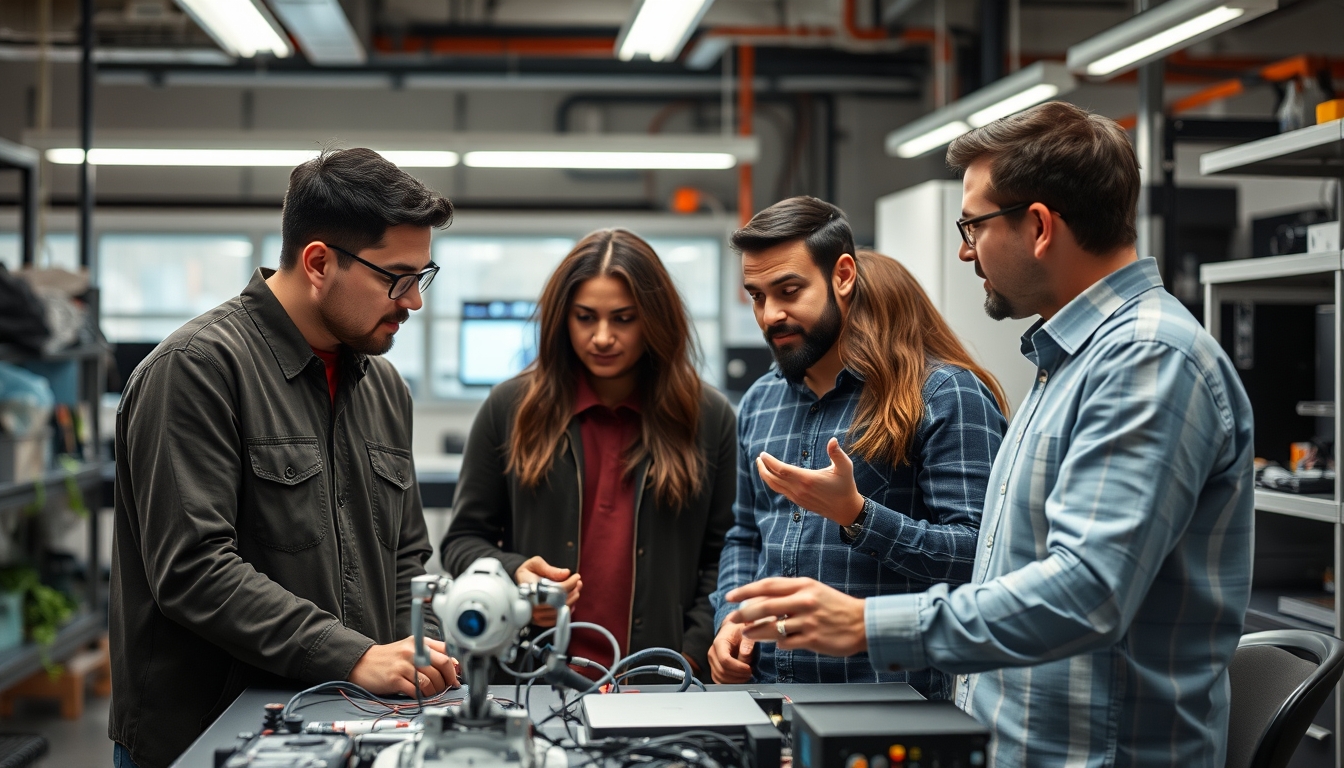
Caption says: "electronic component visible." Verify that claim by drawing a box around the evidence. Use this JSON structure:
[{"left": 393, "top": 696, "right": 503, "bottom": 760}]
[
  {"left": 791, "top": 702, "right": 990, "bottom": 768},
  {"left": 213, "top": 733, "right": 352, "bottom": 768},
  {"left": 581, "top": 691, "right": 775, "bottom": 739}
]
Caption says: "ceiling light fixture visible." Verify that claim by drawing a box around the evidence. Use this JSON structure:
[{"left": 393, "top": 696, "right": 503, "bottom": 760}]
[
  {"left": 172, "top": 0, "right": 291, "bottom": 58},
  {"left": 463, "top": 151, "right": 737, "bottom": 170},
  {"left": 617, "top": 0, "right": 717, "bottom": 62},
  {"left": 885, "top": 62, "right": 1075, "bottom": 159},
  {"left": 35, "top": 131, "right": 758, "bottom": 171},
  {"left": 46, "top": 148, "right": 460, "bottom": 168},
  {"left": 268, "top": 0, "right": 365, "bottom": 65},
  {"left": 1066, "top": 0, "right": 1275, "bottom": 78}
]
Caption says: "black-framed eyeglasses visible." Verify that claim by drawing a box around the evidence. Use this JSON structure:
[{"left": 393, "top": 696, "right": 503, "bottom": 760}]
[
  {"left": 327, "top": 244, "right": 439, "bottom": 300},
  {"left": 956, "top": 202, "right": 1031, "bottom": 250}
]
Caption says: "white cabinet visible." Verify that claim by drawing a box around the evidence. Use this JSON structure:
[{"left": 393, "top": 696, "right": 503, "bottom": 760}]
[{"left": 875, "top": 180, "right": 1037, "bottom": 410}]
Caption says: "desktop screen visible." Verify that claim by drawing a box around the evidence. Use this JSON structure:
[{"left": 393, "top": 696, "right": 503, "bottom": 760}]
[{"left": 459, "top": 301, "right": 539, "bottom": 387}]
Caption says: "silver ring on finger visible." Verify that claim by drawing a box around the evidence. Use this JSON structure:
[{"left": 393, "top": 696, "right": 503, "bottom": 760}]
[{"left": 776, "top": 616, "right": 789, "bottom": 638}]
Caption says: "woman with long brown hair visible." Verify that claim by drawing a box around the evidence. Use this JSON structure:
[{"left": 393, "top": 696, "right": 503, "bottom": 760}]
[
  {"left": 441, "top": 228, "right": 736, "bottom": 678},
  {"left": 842, "top": 249, "right": 1010, "bottom": 464}
]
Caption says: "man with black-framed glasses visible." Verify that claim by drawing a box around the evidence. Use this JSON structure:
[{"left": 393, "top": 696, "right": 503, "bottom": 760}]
[
  {"left": 725, "top": 102, "right": 1254, "bottom": 768},
  {"left": 110, "top": 148, "right": 457, "bottom": 768}
]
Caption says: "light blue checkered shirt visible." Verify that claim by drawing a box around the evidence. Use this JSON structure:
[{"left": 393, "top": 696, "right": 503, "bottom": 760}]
[
  {"left": 866, "top": 258, "right": 1255, "bottom": 768},
  {"left": 713, "top": 361, "right": 1006, "bottom": 695}
]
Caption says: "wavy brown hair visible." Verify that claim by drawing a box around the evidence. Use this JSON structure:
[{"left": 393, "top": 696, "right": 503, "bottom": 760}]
[
  {"left": 841, "top": 250, "right": 1010, "bottom": 467},
  {"left": 506, "top": 229, "right": 705, "bottom": 509}
]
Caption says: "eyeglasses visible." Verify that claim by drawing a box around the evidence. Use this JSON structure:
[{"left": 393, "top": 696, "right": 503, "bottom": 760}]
[
  {"left": 956, "top": 202, "right": 1031, "bottom": 250},
  {"left": 326, "top": 244, "right": 439, "bottom": 300}
]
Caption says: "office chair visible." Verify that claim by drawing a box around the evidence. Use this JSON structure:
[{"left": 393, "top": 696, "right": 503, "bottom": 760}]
[{"left": 1228, "top": 629, "right": 1344, "bottom": 768}]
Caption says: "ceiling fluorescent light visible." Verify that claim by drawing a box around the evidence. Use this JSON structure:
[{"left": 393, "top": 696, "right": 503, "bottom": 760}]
[
  {"left": 886, "top": 62, "right": 1075, "bottom": 158},
  {"left": 269, "top": 0, "right": 366, "bottom": 65},
  {"left": 617, "top": 0, "right": 716, "bottom": 62},
  {"left": 173, "top": 0, "right": 291, "bottom": 58},
  {"left": 968, "top": 83, "right": 1061, "bottom": 127},
  {"left": 1066, "top": 0, "right": 1275, "bottom": 79},
  {"left": 893, "top": 122, "right": 972, "bottom": 159},
  {"left": 463, "top": 151, "right": 737, "bottom": 170},
  {"left": 46, "top": 148, "right": 459, "bottom": 168}
]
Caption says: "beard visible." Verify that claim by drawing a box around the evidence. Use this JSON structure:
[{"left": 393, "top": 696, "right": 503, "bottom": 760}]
[
  {"left": 765, "top": 291, "right": 843, "bottom": 383},
  {"left": 984, "top": 287, "right": 1015, "bottom": 321},
  {"left": 318, "top": 279, "right": 408, "bottom": 356}
]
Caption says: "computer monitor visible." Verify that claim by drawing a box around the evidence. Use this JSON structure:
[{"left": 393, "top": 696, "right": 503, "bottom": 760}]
[{"left": 459, "top": 301, "right": 538, "bottom": 387}]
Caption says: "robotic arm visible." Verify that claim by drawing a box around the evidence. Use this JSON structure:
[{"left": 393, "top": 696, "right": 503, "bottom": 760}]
[{"left": 410, "top": 557, "right": 574, "bottom": 720}]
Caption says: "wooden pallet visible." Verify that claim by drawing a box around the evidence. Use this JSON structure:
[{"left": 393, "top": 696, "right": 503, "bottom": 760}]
[{"left": 0, "top": 635, "right": 110, "bottom": 720}]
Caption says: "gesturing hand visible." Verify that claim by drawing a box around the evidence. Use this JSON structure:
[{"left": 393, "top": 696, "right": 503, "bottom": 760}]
[
  {"left": 726, "top": 577, "right": 868, "bottom": 658},
  {"left": 756, "top": 437, "right": 865, "bottom": 526},
  {"left": 514, "top": 556, "right": 582, "bottom": 627},
  {"left": 708, "top": 619, "right": 756, "bottom": 684}
]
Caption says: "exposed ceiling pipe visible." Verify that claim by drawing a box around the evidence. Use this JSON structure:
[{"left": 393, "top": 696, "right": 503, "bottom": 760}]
[{"left": 371, "top": 34, "right": 615, "bottom": 58}]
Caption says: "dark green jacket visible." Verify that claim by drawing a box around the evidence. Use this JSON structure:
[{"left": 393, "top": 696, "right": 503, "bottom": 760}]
[
  {"left": 109, "top": 269, "right": 436, "bottom": 768},
  {"left": 440, "top": 375, "right": 736, "bottom": 674}
]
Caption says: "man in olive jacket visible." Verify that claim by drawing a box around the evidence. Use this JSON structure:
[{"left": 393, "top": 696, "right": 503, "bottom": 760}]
[{"left": 110, "top": 149, "right": 459, "bottom": 768}]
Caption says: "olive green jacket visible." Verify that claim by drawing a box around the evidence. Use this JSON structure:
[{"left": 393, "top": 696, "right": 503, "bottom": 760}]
[{"left": 109, "top": 269, "right": 436, "bottom": 768}]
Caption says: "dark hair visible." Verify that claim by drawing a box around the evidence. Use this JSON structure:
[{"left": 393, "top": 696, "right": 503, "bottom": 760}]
[
  {"left": 279, "top": 148, "right": 454, "bottom": 270},
  {"left": 508, "top": 229, "right": 705, "bottom": 510},
  {"left": 945, "top": 101, "right": 1138, "bottom": 256},
  {"left": 730, "top": 196, "right": 856, "bottom": 280}
]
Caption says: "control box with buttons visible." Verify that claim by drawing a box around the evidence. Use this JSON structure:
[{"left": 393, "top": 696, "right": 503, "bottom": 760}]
[{"left": 791, "top": 701, "right": 990, "bottom": 768}]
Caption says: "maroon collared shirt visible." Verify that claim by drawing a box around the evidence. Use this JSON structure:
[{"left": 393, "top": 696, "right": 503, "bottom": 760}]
[{"left": 569, "top": 374, "right": 640, "bottom": 670}]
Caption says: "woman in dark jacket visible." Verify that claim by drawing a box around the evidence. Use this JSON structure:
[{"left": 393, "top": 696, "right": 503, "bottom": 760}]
[{"left": 441, "top": 228, "right": 736, "bottom": 677}]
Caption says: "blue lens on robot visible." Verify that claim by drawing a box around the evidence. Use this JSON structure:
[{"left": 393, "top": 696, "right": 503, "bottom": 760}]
[{"left": 457, "top": 609, "right": 487, "bottom": 637}]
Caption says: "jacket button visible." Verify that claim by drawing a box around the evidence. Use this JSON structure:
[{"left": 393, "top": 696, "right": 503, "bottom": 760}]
[
  {"left": 337, "top": 494, "right": 345, "bottom": 507},
  {"left": 809, "top": 405, "right": 818, "bottom": 414},
  {"left": 566, "top": 541, "right": 575, "bottom": 548},
  {"left": 637, "top": 548, "right": 645, "bottom": 557},
  {"left": 801, "top": 449, "right": 809, "bottom": 459},
  {"left": 284, "top": 466, "right": 296, "bottom": 479},
  {"left": 396, "top": 469, "right": 404, "bottom": 481},
  {"left": 792, "top": 512, "right": 801, "bottom": 522},
  {"left": 634, "top": 617, "right": 643, "bottom": 627}
]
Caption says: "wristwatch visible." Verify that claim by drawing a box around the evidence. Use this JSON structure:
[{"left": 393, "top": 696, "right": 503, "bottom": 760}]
[{"left": 841, "top": 503, "right": 869, "bottom": 541}]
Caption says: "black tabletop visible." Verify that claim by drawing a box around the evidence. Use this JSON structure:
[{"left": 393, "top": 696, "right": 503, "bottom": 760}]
[{"left": 170, "top": 682, "right": 923, "bottom": 768}]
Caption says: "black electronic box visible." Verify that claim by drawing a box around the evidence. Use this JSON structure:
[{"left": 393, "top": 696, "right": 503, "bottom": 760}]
[{"left": 791, "top": 701, "right": 990, "bottom": 768}]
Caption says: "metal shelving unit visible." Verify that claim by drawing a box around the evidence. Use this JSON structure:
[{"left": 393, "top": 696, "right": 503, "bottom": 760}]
[
  {"left": 1203, "top": 121, "right": 1344, "bottom": 768},
  {"left": 1202, "top": 120, "right": 1344, "bottom": 178}
]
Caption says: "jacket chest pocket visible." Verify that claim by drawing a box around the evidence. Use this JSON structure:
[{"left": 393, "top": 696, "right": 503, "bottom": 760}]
[
  {"left": 246, "top": 437, "right": 327, "bottom": 552},
  {"left": 367, "top": 442, "right": 412, "bottom": 550}
]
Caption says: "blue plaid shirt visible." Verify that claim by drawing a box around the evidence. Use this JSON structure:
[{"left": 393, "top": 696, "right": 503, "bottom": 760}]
[
  {"left": 866, "top": 259, "right": 1255, "bottom": 768},
  {"left": 712, "top": 362, "right": 1006, "bottom": 694}
]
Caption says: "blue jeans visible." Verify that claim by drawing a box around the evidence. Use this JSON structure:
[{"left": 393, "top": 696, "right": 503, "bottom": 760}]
[{"left": 113, "top": 743, "right": 141, "bottom": 768}]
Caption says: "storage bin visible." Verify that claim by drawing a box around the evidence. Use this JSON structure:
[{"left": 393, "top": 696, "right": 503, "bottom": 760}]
[
  {"left": 0, "top": 590, "right": 24, "bottom": 653},
  {"left": 0, "top": 427, "right": 52, "bottom": 484}
]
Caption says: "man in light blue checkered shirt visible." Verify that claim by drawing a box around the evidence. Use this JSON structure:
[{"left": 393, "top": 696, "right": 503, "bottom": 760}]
[
  {"left": 708, "top": 197, "right": 1007, "bottom": 698},
  {"left": 727, "top": 102, "right": 1254, "bottom": 768}
]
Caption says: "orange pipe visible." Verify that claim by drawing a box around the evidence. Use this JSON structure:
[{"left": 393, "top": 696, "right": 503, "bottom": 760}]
[
  {"left": 738, "top": 44, "right": 755, "bottom": 227},
  {"left": 1114, "top": 54, "right": 1338, "bottom": 131},
  {"left": 1168, "top": 79, "right": 1245, "bottom": 114},
  {"left": 843, "top": 0, "right": 889, "bottom": 40}
]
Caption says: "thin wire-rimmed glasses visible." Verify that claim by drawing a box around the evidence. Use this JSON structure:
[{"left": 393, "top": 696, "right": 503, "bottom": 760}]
[
  {"left": 956, "top": 202, "right": 1031, "bottom": 250},
  {"left": 327, "top": 243, "right": 439, "bottom": 300}
]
